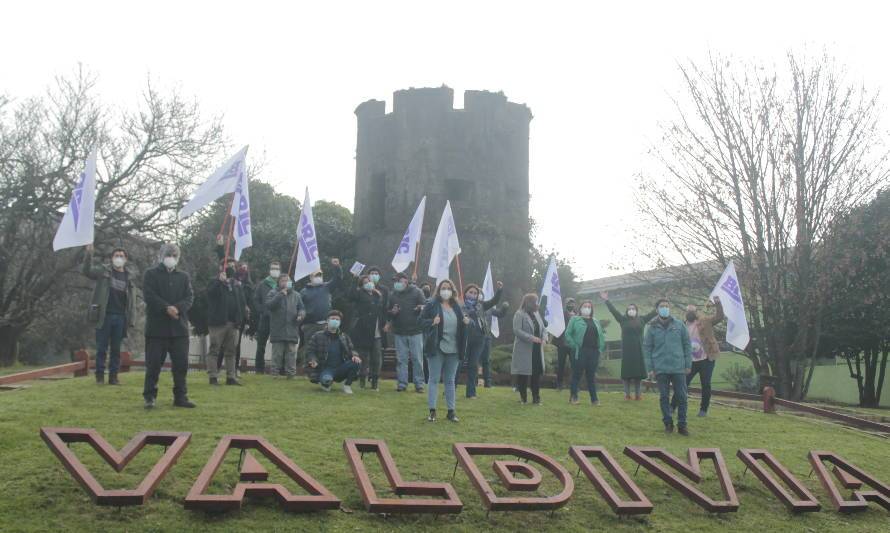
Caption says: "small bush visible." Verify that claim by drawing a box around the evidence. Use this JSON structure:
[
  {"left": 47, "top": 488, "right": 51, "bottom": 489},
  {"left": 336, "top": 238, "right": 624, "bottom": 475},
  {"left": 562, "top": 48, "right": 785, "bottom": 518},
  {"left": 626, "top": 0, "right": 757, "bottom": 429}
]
[{"left": 722, "top": 363, "right": 758, "bottom": 393}]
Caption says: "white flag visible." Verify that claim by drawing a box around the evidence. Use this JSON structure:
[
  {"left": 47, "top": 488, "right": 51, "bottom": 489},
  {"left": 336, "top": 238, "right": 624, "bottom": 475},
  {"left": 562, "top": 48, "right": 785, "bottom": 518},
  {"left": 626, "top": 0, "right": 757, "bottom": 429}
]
[
  {"left": 428, "top": 201, "right": 461, "bottom": 284},
  {"left": 482, "top": 261, "right": 500, "bottom": 338},
  {"left": 540, "top": 255, "right": 565, "bottom": 337},
  {"left": 709, "top": 260, "right": 750, "bottom": 351},
  {"left": 229, "top": 167, "right": 252, "bottom": 260},
  {"left": 53, "top": 148, "right": 98, "bottom": 251},
  {"left": 391, "top": 196, "right": 426, "bottom": 274},
  {"left": 179, "top": 146, "right": 248, "bottom": 219},
  {"left": 293, "top": 188, "right": 321, "bottom": 282}
]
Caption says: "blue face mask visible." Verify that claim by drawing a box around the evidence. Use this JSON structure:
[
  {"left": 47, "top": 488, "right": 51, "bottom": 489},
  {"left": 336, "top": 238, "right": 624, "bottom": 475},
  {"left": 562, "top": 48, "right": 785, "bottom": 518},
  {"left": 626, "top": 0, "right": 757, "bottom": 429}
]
[
  {"left": 394, "top": 282, "right": 406, "bottom": 292},
  {"left": 370, "top": 273, "right": 380, "bottom": 283},
  {"left": 658, "top": 307, "right": 670, "bottom": 318},
  {"left": 286, "top": 281, "right": 293, "bottom": 290},
  {"left": 363, "top": 282, "right": 374, "bottom": 291},
  {"left": 464, "top": 296, "right": 477, "bottom": 306},
  {"left": 328, "top": 319, "right": 341, "bottom": 330}
]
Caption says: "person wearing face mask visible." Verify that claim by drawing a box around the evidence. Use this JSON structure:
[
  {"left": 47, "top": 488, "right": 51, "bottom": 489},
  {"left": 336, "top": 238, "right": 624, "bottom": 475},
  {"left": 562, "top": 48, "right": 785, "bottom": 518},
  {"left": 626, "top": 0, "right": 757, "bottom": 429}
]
[
  {"left": 214, "top": 236, "right": 254, "bottom": 375},
  {"left": 306, "top": 310, "right": 362, "bottom": 393},
  {"left": 554, "top": 298, "right": 578, "bottom": 391},
  {"left": 299, "top": 258, "right": 342, "bottom": 364},
  {"left": 671, "top": 297, "right": 725, "bottom": 417},
  {"left": 420, "top": 280, "right": 467, "bottom": 422},
  {"left": 206, "top": 258, "right": 249, "bottom": 386},
  {"left": 386, "top": 272, "right": 428, "bottom": 392},
  {"left": 349, "top": 275, "right": 386, "bottom": 390},
  {"left": 266, "top": 273, "right": 305, "bottom": 379},
  {"left": 600, "top": 291, "right": 658, "bottom": 400},
  {"left": 142, "top": 243, "right": 195, "bottom": 409},
  {"left": 644, "top": 298, "right": 693, "bottom": 435},
  {"left": 563, "top": 300, "right": 606, "bottom": 405},
  {"left": 512, "top": 293, "right": 547, "bottom": 405},
  {"left": 214, "top": 257, "right": 250, "bottom": 379},
  {"left": 460, "top": 281, "right": 503, "bottom": 399},
  {"left": 419, "top": 282, "right": 433, "bottom": 303},
  {"left": 253, "top": 260, "right": 282, "bottom": 374},
  {"left": 82, "top": 244, "right": 135, "bottom": 385},
  {"left": 365, "top": 266, "right": 390, "bottom": 307}
]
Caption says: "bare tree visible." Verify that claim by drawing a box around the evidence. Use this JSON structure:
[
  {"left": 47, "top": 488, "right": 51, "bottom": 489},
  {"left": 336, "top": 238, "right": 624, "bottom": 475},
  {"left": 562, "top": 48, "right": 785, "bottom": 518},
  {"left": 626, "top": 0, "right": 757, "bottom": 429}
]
[
  {"left": 0, "top": 67, "right": 228, "bottom": 365},
  {"left": 636, "top": 52, "right": 889, "bottom": 400}
]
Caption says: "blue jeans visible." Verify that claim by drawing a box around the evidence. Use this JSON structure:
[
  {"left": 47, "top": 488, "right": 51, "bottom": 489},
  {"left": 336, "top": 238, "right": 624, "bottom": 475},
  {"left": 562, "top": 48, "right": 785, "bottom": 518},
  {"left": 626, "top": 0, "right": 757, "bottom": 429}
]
[
  {"left": 395, "top": 334, "right": 425, "bottom": 389},
  {"left": 427, "top": 351, "right": 459, "bottom": 410},
  {"left": 658, "top": 373, "right": 688, "bottom": 427},
  {"left": 570, "top": 348, "right": 599, "bottom": 402},
  {"left": 95, "top": 313, "right": 126, "bottom": 375},
  {"left": 320, "top": 360, "right": 360, "bottom": 387},
  {"left": 464, "top": 334, "right": 486, "bottom": 397}
]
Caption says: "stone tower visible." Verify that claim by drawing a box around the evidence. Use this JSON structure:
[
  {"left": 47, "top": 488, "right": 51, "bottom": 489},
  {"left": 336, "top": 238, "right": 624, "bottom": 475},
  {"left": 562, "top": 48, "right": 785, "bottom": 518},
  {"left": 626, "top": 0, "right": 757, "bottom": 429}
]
[{"left": 353, "top": 86, "right": 533, "bottom": 304}]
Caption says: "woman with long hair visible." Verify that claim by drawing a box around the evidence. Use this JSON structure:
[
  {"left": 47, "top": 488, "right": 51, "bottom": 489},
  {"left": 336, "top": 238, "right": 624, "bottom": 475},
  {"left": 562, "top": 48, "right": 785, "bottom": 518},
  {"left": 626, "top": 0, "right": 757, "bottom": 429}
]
[
  {"left": 420, "top": 279, "right": 468, "bottom": 422},
  {"left": 460, "top": 281, "right": 503, "bottom": 398},
  {"left": 563, "top": 300, "right": 606, "bottom": 404},
  {"left": 511, "top": 293, "right": 547, "bottom": 404}
]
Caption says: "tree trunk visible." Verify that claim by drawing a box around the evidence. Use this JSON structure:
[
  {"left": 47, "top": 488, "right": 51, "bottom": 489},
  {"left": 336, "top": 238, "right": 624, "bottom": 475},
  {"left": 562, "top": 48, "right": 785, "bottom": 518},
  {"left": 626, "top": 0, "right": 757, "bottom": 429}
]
[{"left": 0, "top": 323, "right": 21, "bottom": 367}]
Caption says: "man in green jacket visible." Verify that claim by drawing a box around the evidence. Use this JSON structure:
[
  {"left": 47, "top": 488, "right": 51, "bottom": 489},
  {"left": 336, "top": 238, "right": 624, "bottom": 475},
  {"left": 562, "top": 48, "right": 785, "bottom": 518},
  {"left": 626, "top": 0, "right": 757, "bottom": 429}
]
[
  {"left": 644, "top": 298, "right": 692, "bottom": 435},
  {"left": 82, "top": 244, "right": 135, "bottom": 385}
]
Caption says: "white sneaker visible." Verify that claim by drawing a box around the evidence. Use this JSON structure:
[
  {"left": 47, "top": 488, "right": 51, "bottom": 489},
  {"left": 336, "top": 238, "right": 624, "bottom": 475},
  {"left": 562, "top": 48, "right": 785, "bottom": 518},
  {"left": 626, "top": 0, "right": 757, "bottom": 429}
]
[{"left": 342, "top": 384, "right": 354, "bottom": 395}]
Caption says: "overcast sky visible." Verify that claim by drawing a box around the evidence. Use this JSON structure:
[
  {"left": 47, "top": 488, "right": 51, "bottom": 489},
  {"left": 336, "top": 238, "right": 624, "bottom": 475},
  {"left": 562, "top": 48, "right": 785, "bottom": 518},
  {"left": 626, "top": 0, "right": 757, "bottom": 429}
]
[{"left": 4, "top": 1, "right": 888, "bottom": 280}]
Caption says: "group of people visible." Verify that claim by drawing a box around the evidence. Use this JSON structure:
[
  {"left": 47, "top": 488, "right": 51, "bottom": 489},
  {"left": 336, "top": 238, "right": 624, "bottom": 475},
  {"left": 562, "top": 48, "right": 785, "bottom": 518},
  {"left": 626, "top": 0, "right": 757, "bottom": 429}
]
[{"left": 81, "top": 241, "right": 725, "bottom": 433}]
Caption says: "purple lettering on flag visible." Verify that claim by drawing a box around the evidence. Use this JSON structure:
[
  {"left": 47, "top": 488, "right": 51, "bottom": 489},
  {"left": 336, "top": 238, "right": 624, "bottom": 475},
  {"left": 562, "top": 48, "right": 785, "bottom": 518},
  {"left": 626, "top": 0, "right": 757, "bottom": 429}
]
[
  {"left": 70, "top": 171, "right": 86, "bottom": 230},
  {"left": 236, "top": 196, "right": 250, "bottom": 237},
  {"left": 220, "top": 160, "right": 242, "bottom": 181},
  {"left": 550, "top": 271, "right": 561, "bottom": 297},
  {"left": 397, "top": 230, "right": 411, "bottom": 253},
  {"left": 721, "top": 276, "right": 742, "bottom": 305},
  {"left": 299, "top": 213, "right": 318, "bottom": 261}
]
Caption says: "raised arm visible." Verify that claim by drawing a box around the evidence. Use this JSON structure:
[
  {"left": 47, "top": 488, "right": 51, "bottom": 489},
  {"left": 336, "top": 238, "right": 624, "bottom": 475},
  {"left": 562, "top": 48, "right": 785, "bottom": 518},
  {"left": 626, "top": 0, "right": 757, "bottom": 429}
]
[
  {"left": 604, "top": 299, "right": 626, "bottom": 324},
  {"left": 81, "top": 250, "right": 105, "bottom": 280},
  {"left": 482, "top": 285, "right": 503, "bottom": 311},
  {"left": 712, "top": 298, "right": 725, "bottom": 324}
]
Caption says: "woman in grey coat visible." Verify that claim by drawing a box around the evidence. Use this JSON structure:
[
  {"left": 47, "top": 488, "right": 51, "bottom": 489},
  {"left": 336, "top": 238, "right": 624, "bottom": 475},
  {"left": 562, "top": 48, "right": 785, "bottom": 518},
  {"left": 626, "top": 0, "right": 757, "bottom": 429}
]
[{"left": 511, "top": 293, "right": 547, "bottom": 404}]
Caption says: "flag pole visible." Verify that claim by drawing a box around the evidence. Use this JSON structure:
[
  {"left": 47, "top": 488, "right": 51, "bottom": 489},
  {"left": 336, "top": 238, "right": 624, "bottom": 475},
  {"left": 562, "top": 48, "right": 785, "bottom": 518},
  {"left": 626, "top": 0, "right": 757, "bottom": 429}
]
[
  {"left": 220, "top": 193, "right": 238, "bottom": 271},
  {"left": 412, "top": 243, "right": 421, "bottom": 279},
  {"left": 287, "top": 237, "right": 300, "bottom": 278},
  {"left": 455, "top": 253, "right": 464, "bottom": 296}
]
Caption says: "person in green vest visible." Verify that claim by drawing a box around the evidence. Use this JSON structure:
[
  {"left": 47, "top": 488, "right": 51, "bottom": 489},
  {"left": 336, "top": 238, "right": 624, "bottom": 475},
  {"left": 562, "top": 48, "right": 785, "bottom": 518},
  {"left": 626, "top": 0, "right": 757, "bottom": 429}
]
[
  {"left": 600, "top": 291, "right": 658, "bottom": 400},
  {"left": 563, "top": 300, "right": 606, "bottom": 405}
]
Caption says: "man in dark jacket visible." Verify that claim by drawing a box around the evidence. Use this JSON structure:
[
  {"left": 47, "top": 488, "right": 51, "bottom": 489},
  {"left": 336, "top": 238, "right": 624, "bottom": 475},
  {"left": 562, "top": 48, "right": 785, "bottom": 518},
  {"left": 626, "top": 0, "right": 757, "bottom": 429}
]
[
  {"left": 82, "top": 244, "right": 135, "bottom": 385},
  {"left": 253, "top": 260, "right": 281, "bottom": 374},
  {"left": 299, "top": 258, "right": 342, "bottom": 362},
  {"left": 206, "top": 259, "right": 249, "bottom": 386},
  {"left": 142, "top": 243, "right": 195, "bottom": 409},
  {"left": 266, "top": 273, "right": 305, "bottom": 378},
  {"left": 386, "top": 272, "right": 427, "bottom": 392},
  {"left": 306, "top": 310, "right": 361, "bottom": 393}
]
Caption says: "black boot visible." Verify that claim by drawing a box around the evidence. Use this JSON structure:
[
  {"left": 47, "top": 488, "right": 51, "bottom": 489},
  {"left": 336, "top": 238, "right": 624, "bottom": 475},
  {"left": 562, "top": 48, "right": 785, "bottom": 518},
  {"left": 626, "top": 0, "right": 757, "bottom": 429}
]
[
  {"left": 664, "top": 422, "right": 675, "bottom": 434},
  {"left": 209, "top": 377, "right": 219, "bottom": 386},
  {"left": 678, "top": 426, "right": 689, "bottom": 437},
  {"left": 95, "top": 372, "right": 105, "bottom": 384},
  {"left": 226, "top": 378, "right": 242, "bottom": 386},
  {"left": 174, "top": 397, "right": 196, "bottom": 408},
  {"left": 370, "top": 377, "right": 379, "bottom": 391},
  {"left": 108, "top": 374, "right": 120, "bottom": 385}
]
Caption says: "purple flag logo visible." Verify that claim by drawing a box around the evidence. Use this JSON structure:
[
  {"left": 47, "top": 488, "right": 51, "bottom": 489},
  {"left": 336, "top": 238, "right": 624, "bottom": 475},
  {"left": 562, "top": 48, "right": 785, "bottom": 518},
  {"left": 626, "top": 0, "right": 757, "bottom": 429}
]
[
  {"left": 721, "top": 275, "right": 742, "bottom": 305},
  {"left": 70, "top": 171, "right": 86, "bottom": 230},
  {"left": 299, "top": 212, "right": 318, "bottom": 262},
  {"left": 397, "top": 230, "right": 411, "bottom": 254},
  {"left": 219, "top": 160, "right": 242, "bottom": 181}
]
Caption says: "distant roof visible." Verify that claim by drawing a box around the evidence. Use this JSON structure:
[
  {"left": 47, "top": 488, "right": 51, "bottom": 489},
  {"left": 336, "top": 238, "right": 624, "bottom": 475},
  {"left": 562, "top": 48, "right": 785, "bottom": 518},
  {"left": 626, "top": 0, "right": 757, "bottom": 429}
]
[{"left": 578, "top": 259, "right": 724, "bottom": 295}]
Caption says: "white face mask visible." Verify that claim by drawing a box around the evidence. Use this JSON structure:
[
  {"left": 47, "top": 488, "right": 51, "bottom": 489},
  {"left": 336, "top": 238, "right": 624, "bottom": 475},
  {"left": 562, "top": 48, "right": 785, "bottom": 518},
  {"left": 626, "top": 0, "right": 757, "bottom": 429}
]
[
  {"left": 269, "top": 269, "right": 281, "bottom": 278},
  {"left": 580, "top": 307, "right": 592, "bottom": 317},
  {"left": 311, "top": 276, "right": 323, "bottom": 286},
  {"left": 627, "top": 309, "right": 637, "bottom": 318},
  {"left": 112, "top": 257, "right": 126, "bottom": 268},
  {"left": 163, "top": 256, "right": 178, "bottom": 269},
  {"left": 439, "top": 289, "right": 453, "bottom": 300}
]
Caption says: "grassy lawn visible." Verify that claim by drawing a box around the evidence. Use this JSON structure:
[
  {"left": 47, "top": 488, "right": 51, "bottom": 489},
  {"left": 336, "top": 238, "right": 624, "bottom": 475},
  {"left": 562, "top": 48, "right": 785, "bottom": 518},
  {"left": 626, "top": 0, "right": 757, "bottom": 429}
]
[{"left": 0, "top": 371, "right": 888, "bottom": 532}]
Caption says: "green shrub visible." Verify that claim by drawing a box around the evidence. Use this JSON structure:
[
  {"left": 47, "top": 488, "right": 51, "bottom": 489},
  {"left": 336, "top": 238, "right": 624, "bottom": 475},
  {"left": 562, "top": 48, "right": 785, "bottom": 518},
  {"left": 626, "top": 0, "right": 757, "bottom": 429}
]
[{"left": 722, "top": 362, "right": 758, "bottom": 393}]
